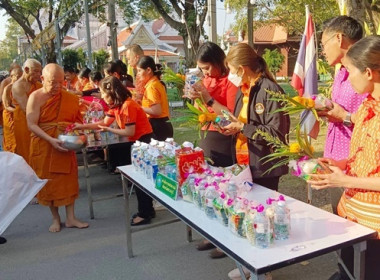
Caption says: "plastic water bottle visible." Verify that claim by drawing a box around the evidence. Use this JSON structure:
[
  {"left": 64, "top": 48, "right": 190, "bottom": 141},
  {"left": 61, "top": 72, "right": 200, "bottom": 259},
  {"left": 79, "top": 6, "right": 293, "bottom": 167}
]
[
  {"left": 227, "top": 181, "right": 237, "bottom": 200},
  {"left": 144, "top": 153, "right": 152, "bottom": 180},
  {"left": 254, "top": 208, "right": 270, "bottom": 249},
  {"left": 204, "top": 187, "right": 217, "bottom": 219},
  {"left": 274, "top": 200, "right": 290, "bottom": 240},
  {"left": 151, "top": 153, "right": 159, "bottom": 182},
  {"left": 131, "top": 142, "right": 140, "bottom": 171}
]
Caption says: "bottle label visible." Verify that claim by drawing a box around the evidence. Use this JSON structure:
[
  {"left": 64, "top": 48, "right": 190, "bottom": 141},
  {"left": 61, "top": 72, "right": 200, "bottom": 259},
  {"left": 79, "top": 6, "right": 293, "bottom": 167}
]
[{"left": 256, "top": 223, "right": 265, "bottom": 234}]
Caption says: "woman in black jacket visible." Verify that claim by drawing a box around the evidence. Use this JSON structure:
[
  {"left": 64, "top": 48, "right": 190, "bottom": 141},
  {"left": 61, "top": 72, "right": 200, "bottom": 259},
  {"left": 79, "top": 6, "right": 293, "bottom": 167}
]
[{"left": 222, "top": 43, "right": 290, "bottom": 191}]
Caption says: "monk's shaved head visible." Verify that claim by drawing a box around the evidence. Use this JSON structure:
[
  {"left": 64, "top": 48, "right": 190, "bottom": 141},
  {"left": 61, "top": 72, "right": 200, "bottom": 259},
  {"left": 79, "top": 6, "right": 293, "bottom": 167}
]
[
  {"left": 42, "top": 63, "right": 64, "bottom": 79},
  {"left": 23, "top": 58, "right": 41, "bottom": 70},
  {"left": 42, "top": 64, "right": 64, "bottom": 96}
]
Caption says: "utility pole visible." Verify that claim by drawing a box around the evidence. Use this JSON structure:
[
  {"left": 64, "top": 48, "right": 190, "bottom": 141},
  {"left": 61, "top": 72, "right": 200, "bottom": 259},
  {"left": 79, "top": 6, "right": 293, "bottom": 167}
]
[
  {"left": 108, "top": 0, "right": 118, "bottom": 61},
  {"left": 84, "top": 0, "right": 93, "bottom": 68},
  {"left": 208, "top": 0, "right": 217, "bottom": 43},
  {"left": 247, "top": 1, "right": 254, "bottom": 47}
]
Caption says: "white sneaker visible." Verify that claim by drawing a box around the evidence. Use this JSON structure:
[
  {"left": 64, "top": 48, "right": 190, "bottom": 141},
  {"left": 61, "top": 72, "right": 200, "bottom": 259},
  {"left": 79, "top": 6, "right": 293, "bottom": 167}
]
[
  {"left": 153, "top": 200, "right": 166, "bottom": 211},
  {"left": 228, "top": 266, "right": 250, "bottom": 280}
]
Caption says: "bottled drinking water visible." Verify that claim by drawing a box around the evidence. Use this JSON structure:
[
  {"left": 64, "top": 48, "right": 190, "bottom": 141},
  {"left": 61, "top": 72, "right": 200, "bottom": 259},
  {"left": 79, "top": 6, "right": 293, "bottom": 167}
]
[
  {"left": 144, "top": 152, "right": 152, "bottom": 180},
  {"left": 151, "top": 153, "right": 159, "bottom": 181},
  {"left": 227, "top": 181, "right": 237, "bottom": 200},
  {"left": 131, "top": 142, "right": 141, "bottom": 171},
  {"left": 274, "top": 200, "right": 290, "bottom": 240},
  {"left": 254, "top": 207, "right": 271, "bottom": 249},
  {"left": 204, "top": 187, "right": 217, "bottom": 219}
]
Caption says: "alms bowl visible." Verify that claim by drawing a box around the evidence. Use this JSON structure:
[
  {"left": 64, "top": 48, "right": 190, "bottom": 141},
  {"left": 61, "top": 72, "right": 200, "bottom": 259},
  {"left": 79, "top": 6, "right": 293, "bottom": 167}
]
[{"left": 58, "top": 134, "right": 88, "bottom": 151}]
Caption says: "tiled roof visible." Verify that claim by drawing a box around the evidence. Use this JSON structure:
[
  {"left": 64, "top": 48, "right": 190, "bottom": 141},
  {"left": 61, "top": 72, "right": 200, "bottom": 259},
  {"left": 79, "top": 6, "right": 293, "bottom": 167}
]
[
  {"left": 254, "top": 24, "right": 287, "bottom": 44},
  {"left": 152, "top": 18, "right": 165, "bottom": 34},
  {"left": 117, "top": 25, "right": 136, "bottom": 47}
]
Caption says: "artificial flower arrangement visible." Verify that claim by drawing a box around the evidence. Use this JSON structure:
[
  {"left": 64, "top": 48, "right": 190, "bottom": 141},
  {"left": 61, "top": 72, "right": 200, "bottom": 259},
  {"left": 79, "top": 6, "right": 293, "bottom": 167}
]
[
  {"left": 170, "top": 98, "right": 217, "bottom": 139},
  {"left": 266, "top": 90, "right": 333, "bottom": 120},
  {"left": 161, "top": 66, "right": 186, "bottom": 94},
  {"left": 254, "top": 126, "right": 331, "bottom": 179}
]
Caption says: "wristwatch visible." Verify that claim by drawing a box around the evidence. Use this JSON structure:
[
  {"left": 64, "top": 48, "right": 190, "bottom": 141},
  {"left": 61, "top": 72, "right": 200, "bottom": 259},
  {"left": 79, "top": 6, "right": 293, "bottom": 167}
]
[{"left": 343, "top": 112, "right": 352, "bottom": 127}]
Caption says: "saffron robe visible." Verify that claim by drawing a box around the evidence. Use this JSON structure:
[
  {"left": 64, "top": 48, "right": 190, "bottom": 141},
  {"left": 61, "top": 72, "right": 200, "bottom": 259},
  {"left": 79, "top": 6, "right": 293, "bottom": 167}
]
[
  {"left": 13, "top": 82, "right": 42, "bottom": 162},
  {"left": 29, "top": 90, "right": 82, "bottom": 207},
  {"left": 2, "top": 107, "right": 16, "bottom": 152}
]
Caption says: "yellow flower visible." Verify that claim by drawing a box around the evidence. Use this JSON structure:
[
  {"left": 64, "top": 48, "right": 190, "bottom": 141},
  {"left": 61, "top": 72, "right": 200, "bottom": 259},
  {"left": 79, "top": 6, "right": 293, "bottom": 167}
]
[
  {"left": 198, "top": 114, "right": 207, "bottom": 123},
  {"left": 292, "top": 96, "right": 304, "bottom": 106},
  {"left": 206, "top": 113, "right": 217, "bottom": 122},
  {"left": 304, "top": 98, "right": 315, "bottom": 109},
  {"left": 309, "top": 145, "right": 315, "bottom": 154},
  {"left": 289, "top": 143, "right": 302, "bottom": 153}
]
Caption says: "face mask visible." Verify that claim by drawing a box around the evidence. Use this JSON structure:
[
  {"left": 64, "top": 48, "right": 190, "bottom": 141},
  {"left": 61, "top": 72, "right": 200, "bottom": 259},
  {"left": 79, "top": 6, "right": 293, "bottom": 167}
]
[{"left": 228, "top": 72, "right": 242, "bottom": 87}]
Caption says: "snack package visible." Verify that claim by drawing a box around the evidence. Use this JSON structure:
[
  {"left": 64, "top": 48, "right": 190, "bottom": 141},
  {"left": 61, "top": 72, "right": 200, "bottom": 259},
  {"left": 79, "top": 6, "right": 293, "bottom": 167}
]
[
  {"left": 175, "top": 147, "right": 205, "bottom": 186},
  {"left": 289, "top": 157, "right": 331, "bottom": 181},
  {"left": 183, "top": 68, "right": 203, "bottom": 98},
  {"left": 213, "top": 192, "right": 228, "bottom": 226},
  {"left": 244, "top": 209, "right": 256, "bottom": 245}
]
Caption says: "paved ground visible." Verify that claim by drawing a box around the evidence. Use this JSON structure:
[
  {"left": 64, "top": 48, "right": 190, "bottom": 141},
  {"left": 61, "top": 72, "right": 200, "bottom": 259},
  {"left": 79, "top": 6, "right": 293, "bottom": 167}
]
[{"left": 0, "top": 158, "right": 340, "bottom": 280}]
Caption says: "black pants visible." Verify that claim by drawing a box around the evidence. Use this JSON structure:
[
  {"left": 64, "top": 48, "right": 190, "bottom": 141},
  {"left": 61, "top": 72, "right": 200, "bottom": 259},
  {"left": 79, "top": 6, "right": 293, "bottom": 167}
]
[
  {"left": 149, "top": 117, "right": 173, "bottom": 141},
  {"left": 252, "top": 177, "right": 280, "bottom": 191},
  {"left": 198, "top": 131, "right": 234, "bottom": 167},
  {"left": 108, "top": 142, "right": 133, "bottom": 172},
  {"left": 135, "top": 132, "right": 155, "bottom": 218}
]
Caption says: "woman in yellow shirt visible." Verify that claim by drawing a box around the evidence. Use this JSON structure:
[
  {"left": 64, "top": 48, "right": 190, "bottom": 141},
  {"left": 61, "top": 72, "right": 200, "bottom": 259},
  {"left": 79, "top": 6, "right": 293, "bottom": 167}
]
[{"left": 136, "top": 56, "right": 173, "bottom": 141}]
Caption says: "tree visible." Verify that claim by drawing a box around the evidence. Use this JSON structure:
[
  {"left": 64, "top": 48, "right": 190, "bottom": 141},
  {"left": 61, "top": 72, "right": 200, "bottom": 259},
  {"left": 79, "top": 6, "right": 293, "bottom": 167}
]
[
  {"left": 0, "top": 18, "right": 23, "bottom": 69},
  {"left": 225, "top": 0, "right": 339, "bottom": 36},
  {"left": 343, "top": 0, "right": 380, "bottom": 34},
  {"left": 118, "top": 0, "right": 208, "bottom": 67},
  {"left": 262, "top": 48, "right": 285, "bottom": 78},
  {"left": 0, "top": 0, "right": 108, "bottom": 64},
  {"left": 92, "top": 49, "right": 109, "bottom": 72}
]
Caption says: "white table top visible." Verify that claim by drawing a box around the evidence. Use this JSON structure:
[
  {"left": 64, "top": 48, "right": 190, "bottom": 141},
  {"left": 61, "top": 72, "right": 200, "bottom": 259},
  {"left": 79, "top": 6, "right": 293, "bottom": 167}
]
[{"left": 118, "top": 165, "right": 377, "bottom": 275}]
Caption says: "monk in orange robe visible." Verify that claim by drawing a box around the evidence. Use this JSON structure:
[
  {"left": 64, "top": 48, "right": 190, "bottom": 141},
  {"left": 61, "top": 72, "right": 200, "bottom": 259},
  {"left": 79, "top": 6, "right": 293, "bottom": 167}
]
[
  {"left": 0, "top": 63, "right": 21, "bottom": 128},
  {"left": 2, "top": 67, "right": 23, "bottom": 152},
  {"left": 26, "top": 63, "right": 89, "bottom": 233},
  {"left": 12, "top": 59, "right": 42, "bottom": 163}
]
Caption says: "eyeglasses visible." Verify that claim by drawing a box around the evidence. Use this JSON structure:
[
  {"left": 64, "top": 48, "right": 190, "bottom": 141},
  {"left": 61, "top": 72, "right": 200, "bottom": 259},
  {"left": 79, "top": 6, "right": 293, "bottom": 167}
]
[{"left": 321, "top": 34, "right": 337, "bottom": 50}]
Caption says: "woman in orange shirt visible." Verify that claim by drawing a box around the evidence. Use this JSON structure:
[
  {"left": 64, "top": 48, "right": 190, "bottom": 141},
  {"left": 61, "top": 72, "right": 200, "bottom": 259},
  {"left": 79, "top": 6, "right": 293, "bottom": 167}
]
[
  {"left": 136, "top": 56, "right": 174, "bottom": 141},
  {"left": 75, "top": 76, "right": 155, "bottom": 225}
]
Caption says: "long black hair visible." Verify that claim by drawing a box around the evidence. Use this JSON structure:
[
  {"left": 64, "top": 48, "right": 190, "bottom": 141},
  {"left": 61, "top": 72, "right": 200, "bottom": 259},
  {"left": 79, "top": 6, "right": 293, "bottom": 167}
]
[{"left": 197, "top": 42, "right": 228, "bottom": 75}]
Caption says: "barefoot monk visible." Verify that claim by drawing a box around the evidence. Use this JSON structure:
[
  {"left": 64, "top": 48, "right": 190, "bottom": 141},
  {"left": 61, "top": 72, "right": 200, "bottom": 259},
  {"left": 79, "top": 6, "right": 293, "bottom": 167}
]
[
  {"left": 26, "top": 63, "right": 89, "bottom": 233},
  {"left": 12, "top": 59, "right": 42, "bottom": 162}
]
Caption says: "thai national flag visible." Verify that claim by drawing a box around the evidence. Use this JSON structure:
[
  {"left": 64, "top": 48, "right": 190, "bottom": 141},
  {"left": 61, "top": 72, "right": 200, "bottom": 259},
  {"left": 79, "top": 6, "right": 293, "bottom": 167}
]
[{"left": 291, "top": 5, "right": 319, "bottom": 139}]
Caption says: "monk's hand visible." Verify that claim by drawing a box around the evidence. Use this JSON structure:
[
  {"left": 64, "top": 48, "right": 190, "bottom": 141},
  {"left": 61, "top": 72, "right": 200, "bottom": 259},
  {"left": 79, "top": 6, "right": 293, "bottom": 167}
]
[
  {"left": 50, "top": 138, "right": 68, "bottom": 152},
  {"left": 220, "top": 115, "right": 243, "bottom": 136},
  {"left": 307, "top": 166, "right": 348, "bottom": 190}
]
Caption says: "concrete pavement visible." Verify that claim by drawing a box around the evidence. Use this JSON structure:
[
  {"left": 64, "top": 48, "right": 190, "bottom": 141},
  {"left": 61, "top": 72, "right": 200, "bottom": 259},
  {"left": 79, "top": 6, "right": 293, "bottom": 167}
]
[{"left": 0, "top": 160, "right": 339, "bottom": 280}]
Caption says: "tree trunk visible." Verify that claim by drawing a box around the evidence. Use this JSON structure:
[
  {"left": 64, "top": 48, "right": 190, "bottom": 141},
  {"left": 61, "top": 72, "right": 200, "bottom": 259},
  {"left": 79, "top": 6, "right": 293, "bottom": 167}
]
[{"left": 343, "top": 0, "right": 380, "bottom": 34}]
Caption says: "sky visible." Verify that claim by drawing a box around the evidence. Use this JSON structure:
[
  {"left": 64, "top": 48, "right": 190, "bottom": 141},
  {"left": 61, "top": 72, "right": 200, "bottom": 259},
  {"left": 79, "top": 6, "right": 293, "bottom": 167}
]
[{"left": 0, "top": 2, "right": 234, "bottom": 41}]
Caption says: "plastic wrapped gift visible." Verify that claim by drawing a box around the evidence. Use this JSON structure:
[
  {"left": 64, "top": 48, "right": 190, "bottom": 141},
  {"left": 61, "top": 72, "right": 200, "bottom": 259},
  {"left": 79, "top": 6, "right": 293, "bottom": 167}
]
[
  {"left": 244, "top": 210, "right": 256, "bottom": 245},
  {"left": 213, "top": 192, "right": 229, "bottom": 226},
  {"left": 228, "top": 199, "right": 248, "bottom": 238},
  {"left": 289, "top": 157, "right": 332, "bottom": 180},
  {"left": 314, "top": 95, "right": 333, "bottom": 111}
]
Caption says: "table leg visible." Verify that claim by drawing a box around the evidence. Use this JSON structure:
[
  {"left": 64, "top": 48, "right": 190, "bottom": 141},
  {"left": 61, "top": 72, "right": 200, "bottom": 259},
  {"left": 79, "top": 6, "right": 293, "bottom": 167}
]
[
  {"left": 82, "top": 148, "right": 94, "bottom": 219},
  {"left": 250, "top": 273, "right": 266, "bottom": 280},
  {"left": 186, "top": 225, "right": 192, "bottom": 242},
  {"left": 307, "top": 183, "right": 312, "bottom": 204},
  {"left": 122, "top": 175, "right": 133, "bottom": 258},
  {"left": 353, "top": 241, "right": 366, "bottom": 280},
  {"left": 235, "top": 262, "right": 248, "bottom": 280}
]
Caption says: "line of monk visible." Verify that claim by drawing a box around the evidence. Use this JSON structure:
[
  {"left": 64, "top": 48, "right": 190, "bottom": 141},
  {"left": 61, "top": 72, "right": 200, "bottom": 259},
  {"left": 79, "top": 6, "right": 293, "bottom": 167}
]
[{"left": 2, "top": 60, "right": 89, "bottom": 233}]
